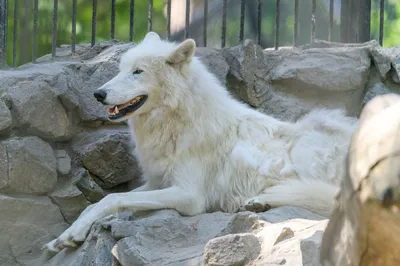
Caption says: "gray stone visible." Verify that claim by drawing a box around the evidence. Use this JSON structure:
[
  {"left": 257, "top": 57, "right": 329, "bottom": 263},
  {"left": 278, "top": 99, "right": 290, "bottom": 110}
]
[
  {"left": 370, "top": 46, "right": 400, "bottom": 82},
  {"left": 55, "top": 150, "right": 71, "bottom": 175},
  {"left": 363, "top": 71, "right": 394, "bottom": 105},
  {"left": 44, "top": 215, "right": 117, "bottom": 266},
  {"left": 0, "top": 100, "right": 12, "bottom": 136},
  {"left": 0, "top": 136, "right": 57, "bottom": 195},
  {"left": 49, "top": 181, "right": 90, "bottom": 224},
  {"left": 196, "top": 47, "right": 229, "bottom": 86},
  {"left": 73, "top": 130, "right": 141, "bottom": 188},
  {"left": 0, "top": 194, "right": 68, "bottom": 266},
  {"left": 203, "top": 233, "right": 261, "bottom": 266},
  {"left": 47, "top": 207, "right": 328, "bottom": 266},
  {"left": 7, "top": 80, "right": 72, "bottom": 141},
  {"left": 111, "top": 210, "right": 233, "bottom": 266},
  {"left": 223, "top": 39, "right": 371, "bottom": 121},
  {"left": 0, "top": 144, "right": 7, "bottom": 190},
  {"left": 74, "top": 168, "right": 106, "bottom": 203}
]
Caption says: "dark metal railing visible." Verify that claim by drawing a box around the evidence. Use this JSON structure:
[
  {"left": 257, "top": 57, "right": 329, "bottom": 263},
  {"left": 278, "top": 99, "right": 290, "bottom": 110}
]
[
  {"left": 221, "top": 0, "right": 227, "bottom": 48},
  {"left": 0, "top": 0, "right": 388, "bottom": 69},
  {"left": 275, "top": 0, "right": 280, "bottom": 50},
  {"left": 293, "top": 0, "right": 299, "bottom": 46}
]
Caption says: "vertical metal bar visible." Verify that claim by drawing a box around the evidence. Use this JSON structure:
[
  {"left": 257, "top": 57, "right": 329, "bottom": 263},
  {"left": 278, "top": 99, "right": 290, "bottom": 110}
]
[
  {"left": 0, "top": 0, "right": 6, "bottom": 68},
  {"left": 71, "top": 0, "right": 77, "bottom": 53},
  {"left": 340, "top": 0, "right": 349, "bottom": 42},
  {"left": 166, "top": 0, "right": 171, "bottom": 40},
  {"left": 91, "top": 0, "right": 97, "bottom": 47},
  {"left": 328, "top": 0, "right": 333, "bottom": 41},
  {"left": 148, "top": 0, "right": 153, "bottom": 32},
  {"left": 12, "top": 0, "right": 18, "bottom": 66},
  {"left": 239, "top": 0, "right": 245, "bottom": 43},
  {"left": 51, "top": 0, "right": 58, "bottom": 59},
  {"left": 33, "top": 0, "right": 38, "bottom": 62},
  {"left": 203, "top": 0, "right": 208, "bottom": 46},
  {"left": 21, "top": 0, "right": 28, "bottom": 64},
  {"left": 349, "top": 0, "right": 360, "bottom": 42},
  {"left": 275, "top": 0, "right": 280, "bottom": 50},
  {"left": 311, "top": 0, "right": 316, "bottom": 42},
  {"left": 379, "top": 0, "right": 384, "bottom": 46},
  {"left": 4, "top": 0, "right": 6, "bottom": 56},
  {"left": 185, "top": 0, "right": 190, "bottom": 38},
  {"left": 293, "top": 0, "right": 299, "bottom": 46},
  {"left": 358, "top": 0, "right": 371, "bottom": 42},
  {"left": 111, "top": 0, "right": 116, "bottom": 40},
  {"left": 257, "top": 0, "right": 262, "bottom": 45},
  {"left": 129, "top": 0, "right": 134, "bottom": 42},
  {"left": 221, "top": 0, "right": 227, "bottom": 48}
]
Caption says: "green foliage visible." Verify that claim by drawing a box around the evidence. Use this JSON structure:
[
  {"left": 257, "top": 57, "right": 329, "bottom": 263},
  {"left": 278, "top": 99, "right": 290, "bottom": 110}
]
[
  {"left": 6, "top": 0, "right": 167, "bottom": 66},
  {"left": 370, "top": 0, "right": 400, "bottom": 47},
  {"left": 4, "top": 0, "right": 400, "bottom": 67}
]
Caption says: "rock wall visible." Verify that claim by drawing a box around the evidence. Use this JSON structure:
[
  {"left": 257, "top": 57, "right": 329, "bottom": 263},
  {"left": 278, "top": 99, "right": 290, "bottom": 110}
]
[{"left": 0, "top": 39, "right": 398, "bottom": 266}]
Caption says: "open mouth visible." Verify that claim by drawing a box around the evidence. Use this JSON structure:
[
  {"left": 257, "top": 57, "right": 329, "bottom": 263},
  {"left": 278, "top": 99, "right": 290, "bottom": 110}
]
[{"left": 107, "top": 95, "right": 148, "bottom": 120}]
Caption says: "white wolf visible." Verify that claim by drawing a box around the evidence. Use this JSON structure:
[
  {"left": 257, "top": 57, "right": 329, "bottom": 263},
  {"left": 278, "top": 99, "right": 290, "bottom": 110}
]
[{"left": 44, "top": 32, "right": 357, "bottom": 252}]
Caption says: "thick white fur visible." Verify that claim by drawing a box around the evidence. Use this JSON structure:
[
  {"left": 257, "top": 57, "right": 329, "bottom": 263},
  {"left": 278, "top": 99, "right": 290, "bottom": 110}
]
[{"left": 44, "top": 32, "right": 358, "bottom": 253}]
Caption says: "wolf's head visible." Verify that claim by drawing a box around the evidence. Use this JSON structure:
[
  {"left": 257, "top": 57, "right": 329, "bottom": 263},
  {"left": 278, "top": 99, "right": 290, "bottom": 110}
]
[{"left": 93, "top": 32, "right": 197, "bottom": 122}]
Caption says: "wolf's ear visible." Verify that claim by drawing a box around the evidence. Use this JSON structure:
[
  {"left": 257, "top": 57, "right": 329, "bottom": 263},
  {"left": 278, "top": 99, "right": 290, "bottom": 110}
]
[
  {"left": 166, "top": 39, "right": 196, "bottom": 65},
  {"left": 143, "top": 31, "right": 161, "bottom": 42}
]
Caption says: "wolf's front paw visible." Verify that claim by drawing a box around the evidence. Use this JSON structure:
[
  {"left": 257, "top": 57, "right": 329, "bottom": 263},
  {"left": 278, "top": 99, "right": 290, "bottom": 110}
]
[
  {"left": 42, "top": 220, "right": 92, "bottom": 253},
  {"left": 240, "top": 197, "right": 271, "bottom": 213}
]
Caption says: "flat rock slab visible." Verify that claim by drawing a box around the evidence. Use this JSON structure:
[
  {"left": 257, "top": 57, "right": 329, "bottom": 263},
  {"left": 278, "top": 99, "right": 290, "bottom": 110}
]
[
  {"left": 45, "top": 206, "right": 327, "bottom": 266},
  {"left": 72, "top": 130, "right": 141, "bottom": 188},
  {"left": 0, "top": 136, "right": 57, "bottom": 195},
  {"left": 0, "top": 194, "right": 68, "bottom": 266}
]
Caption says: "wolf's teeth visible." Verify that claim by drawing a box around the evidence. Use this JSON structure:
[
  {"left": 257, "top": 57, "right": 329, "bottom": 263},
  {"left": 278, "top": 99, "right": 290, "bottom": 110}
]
[
  {"left": 130, "top": 96, "right": 142, "bottom": 105},
  {"left": 115, "top": 106, "right": 119, "bottom": 114}
]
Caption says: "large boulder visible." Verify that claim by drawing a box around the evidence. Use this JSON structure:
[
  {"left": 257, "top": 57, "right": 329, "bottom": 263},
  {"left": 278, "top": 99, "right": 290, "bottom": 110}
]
[
  {"left": 0, "top": 99, "right": 12, "bottom": 136},
  {"left": 196, "top": 47, "right": 229, "bottom": 86},
  {"left": 49, "top": 180, "right": 90, "bottom": 224},
  {"left": 46, "top": 206, "right": 327, "bottom": 266},
  {"left": 203, "top": 233, "right": 261, "bottom": 266},
  {"left": 73, "top": 168, "right": 106, "bottom": 203},
  {"left": 0, "top": 195, "right": 68, "bottom": 266},
  {"left": 72, "top": 130, "right": 142, "bottom": 189},
  {"left": 0, "top": 136, "right": 58, "bottom": 195},
  {"left": 7, "top": 81, "right": 72, "bottom": 141},
  {"left": 223, "top": 40, "right": 373, "bottom": 121}
]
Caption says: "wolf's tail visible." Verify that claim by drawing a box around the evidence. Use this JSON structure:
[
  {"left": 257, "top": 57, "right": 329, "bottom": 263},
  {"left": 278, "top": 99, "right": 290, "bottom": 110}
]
[{"left": 260, "top": 178, "right": 339, "bottom": 218}]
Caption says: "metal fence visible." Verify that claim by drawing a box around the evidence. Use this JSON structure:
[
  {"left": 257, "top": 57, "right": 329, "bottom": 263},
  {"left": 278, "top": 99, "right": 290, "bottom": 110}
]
[{"left": 0, "top": 0, "right": 388, "bottom": 69}]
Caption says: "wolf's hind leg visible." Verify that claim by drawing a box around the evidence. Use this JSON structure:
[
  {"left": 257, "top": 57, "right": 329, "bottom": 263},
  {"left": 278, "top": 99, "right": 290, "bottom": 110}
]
[
  {"left": 239, "top": 195, "right": 271, "bottom": 213},
  {"left": 240, "top": 179, "right": 337, "bottom": 217}
]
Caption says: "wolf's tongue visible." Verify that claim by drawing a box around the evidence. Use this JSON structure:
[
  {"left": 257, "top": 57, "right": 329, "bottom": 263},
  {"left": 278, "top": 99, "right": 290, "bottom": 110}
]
[
  {"left": 117, "top": 102, "right": 131, "bottom": 110},
  {"left": 108, "top": 102, "right": 131, "bottom": 113}
]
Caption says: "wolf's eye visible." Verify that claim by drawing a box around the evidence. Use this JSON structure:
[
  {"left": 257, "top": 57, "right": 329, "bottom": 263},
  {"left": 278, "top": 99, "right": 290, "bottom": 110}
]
[{"left": 133, "top": 69, "right": 143, "bottom": 75}]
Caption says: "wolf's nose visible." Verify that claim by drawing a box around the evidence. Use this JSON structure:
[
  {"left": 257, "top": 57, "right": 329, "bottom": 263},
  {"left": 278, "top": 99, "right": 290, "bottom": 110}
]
[{"left": 94, "top": 89, "right": 107, "bottom": 103}]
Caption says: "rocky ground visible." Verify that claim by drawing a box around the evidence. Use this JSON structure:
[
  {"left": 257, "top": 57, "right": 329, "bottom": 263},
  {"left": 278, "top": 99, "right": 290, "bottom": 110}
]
[{"left": 0, "top": 39, "right": 398, "bottom": 266}]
